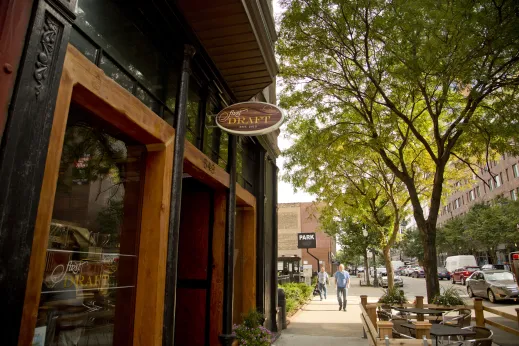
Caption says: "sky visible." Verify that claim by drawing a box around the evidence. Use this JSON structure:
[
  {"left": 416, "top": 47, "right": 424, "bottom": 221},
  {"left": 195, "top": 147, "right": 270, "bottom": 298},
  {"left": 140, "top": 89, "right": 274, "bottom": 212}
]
[
  {"left": 273, "top": 1, "right": 315, "bottom": 204},
  {"left": 276, "top": 133, "right": 315, "bottom": 203}
]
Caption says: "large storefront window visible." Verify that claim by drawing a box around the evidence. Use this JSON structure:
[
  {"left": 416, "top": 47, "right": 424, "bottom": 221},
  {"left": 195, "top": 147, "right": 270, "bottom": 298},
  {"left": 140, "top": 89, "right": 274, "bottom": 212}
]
[
  {"left": 203, "top": 98, "right": 229, "bottom": 169},
  {"left": 33, "top": 103, "right": 145, "bottom": 346},
  {"left": 239, "top": 138, "right": 258, "bottom": 193},
  {"left": 186, "top": 77, "right": 202, "bottom": 144},
  {"left": 70, "top": 0, "right": 179, "bottom": 126}
]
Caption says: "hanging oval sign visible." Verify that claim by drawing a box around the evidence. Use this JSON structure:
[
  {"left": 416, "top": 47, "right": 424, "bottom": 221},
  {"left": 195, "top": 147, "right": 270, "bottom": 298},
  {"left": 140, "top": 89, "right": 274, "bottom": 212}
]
[{"left": 215, "top": 101, "right": 285, "bottom": 136}]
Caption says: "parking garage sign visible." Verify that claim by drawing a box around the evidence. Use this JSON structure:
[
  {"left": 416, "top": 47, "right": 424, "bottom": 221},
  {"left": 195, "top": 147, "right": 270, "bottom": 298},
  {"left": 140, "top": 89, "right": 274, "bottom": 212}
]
[{"left": 297, "top": 233, "right": 316, "bottom": 248}]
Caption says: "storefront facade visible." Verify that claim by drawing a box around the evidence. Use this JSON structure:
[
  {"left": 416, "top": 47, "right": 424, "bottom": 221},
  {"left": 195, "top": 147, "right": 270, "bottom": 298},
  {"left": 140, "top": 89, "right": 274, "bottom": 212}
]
[{"left": 0, "top": 1, "right": 279, "bottom": 345}]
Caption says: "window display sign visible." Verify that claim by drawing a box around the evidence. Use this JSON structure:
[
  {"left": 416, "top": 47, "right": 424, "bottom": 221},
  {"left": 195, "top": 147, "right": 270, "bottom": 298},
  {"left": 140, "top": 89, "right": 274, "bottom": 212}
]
[
  {"left": 215, "top": 101, "right": 284, "bottom": 136},
  {"left": 297, "top": 232, "right": 316, "bottom": 248}
]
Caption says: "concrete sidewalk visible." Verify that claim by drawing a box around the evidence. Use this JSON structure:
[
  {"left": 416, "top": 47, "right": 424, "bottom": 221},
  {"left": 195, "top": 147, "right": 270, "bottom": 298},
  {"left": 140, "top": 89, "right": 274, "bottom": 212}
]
[{"left": 274, "top": 285, "right": 370, "bottom": 346}]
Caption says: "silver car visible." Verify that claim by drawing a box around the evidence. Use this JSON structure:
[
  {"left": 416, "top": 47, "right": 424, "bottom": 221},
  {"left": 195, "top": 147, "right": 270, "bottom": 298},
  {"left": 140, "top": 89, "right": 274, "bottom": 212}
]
[
  {"left": 379, "top": 272, "right": 404, "bottom": 288},
  {"left": 466, "top": 270, "right": 519, "bottom": 303}
]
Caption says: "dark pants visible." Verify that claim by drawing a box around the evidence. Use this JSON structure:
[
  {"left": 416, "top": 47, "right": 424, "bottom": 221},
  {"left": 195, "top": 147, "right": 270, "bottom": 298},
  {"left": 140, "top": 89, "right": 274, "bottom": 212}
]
[
  {"left": 337, "top": 287, "right": 348, "bottom": 309},
  {"left": 318, "top": 282, "right": 327, "bottom": 299}
]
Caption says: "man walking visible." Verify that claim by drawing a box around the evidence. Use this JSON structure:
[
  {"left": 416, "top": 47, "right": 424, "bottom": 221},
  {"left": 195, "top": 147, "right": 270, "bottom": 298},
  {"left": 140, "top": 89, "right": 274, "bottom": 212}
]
[
  {"left": 334, "top": 264, "right": 350, "bottom": 311},
  {"left": 317, "top": 266, "right": 329, "bottom": 301}
]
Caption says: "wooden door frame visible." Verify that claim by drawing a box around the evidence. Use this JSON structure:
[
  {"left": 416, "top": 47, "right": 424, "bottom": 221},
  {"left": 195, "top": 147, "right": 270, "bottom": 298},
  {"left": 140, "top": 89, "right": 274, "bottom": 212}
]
[{"left": 19, "top": 45, "right": 175, "bottom": 346}]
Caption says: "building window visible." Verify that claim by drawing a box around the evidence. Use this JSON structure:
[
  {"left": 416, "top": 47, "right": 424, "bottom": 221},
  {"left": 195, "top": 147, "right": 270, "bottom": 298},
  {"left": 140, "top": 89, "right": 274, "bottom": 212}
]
[
  {"left": 70, "top": 0, "right": 183, "bottom": 126},
  {"left": 513, "top": 164, "right": 519, "bottom": 178},
  {"left": 186, "top": 77, "right": 202, "bottom": 145},
  {"left": 454, "top": 199, "right": 460, "bottom": 209},
  {"left": 203, "top": 98, "right": 229, "bottom": 168},
  {"left": 469, "top": 190, "right": 475, "bottom": 201},
  {"left": 495, "top": 174, "right": 502, "bottom": 188},
  {"left": 511, "top": 189, "right": 517, "bottom": 201},
  {"left": 476, "top": 186, "right": 480, "bottom": 197},
  {"left": 488, "top": 179, "right": 493, "bottom": 191}
]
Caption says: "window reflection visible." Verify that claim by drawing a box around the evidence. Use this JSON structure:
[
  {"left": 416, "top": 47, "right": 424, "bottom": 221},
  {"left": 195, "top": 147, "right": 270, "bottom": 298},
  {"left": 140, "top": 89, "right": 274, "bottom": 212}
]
[
  {"left": 71, "top": 0, "right": 181, "bottom": 122},
  {"left": 186, "top": 76, "right": 201, "bottom": 144},
  {"left": 74, "top": 0, "right": 165, "bottom": 96},
  {"left": 33, "top": 103, "right": 145, "bottom": 346}
]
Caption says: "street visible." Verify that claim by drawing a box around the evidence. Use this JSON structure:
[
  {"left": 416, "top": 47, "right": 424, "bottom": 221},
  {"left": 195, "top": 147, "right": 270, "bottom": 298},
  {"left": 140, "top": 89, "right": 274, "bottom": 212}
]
[{"left": 398, "top": 275, "right": 519, "bottom": 313}]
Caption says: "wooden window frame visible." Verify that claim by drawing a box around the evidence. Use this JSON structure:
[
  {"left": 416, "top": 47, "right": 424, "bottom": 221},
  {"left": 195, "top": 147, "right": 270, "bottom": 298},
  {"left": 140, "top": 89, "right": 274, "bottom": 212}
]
[{"left": 19, "top": 45, "right": 175, "bottom": 346}]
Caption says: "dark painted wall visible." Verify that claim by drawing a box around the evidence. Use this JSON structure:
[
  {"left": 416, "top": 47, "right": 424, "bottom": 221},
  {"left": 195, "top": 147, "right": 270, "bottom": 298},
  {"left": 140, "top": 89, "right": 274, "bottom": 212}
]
[{"left": 0, "top": 1, "right": 76, "bottom": 344}]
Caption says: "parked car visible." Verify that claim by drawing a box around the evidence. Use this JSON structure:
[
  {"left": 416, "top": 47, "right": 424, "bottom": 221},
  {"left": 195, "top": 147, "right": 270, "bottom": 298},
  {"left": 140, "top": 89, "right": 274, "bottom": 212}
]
[
  {"left": 402, "top": 266, "right": 414, "bottom": 276},
  {"left": 357, "top": 266, "right": 365, "bottom": 273},
  {"left": 379, "top": 272, "right": 404, "bottom": 288},
  {"left": 395, "top": 266, "right": 406, "bottom": 275},
  {"left": 482, "top": 264, "right": 511, "bottom": 271},
  {"left": 373, "top": 267, "right": 386, "bottom": 277},
  {"left": 438, "top": 267, "right": 451, "bottom": 280},
  {"left": 466, "top": 270, "right": 519, "bottom": 303},
  {"left": 410, "top": 267, "right": 425, "bottom": 278},
  {"left": 445, "top": 255, "right": 478, "bottom": 273},
  {"left": 391, "top": 261, "right": 405, "bottom": 272},
  {"left": 452, "top": 266, "right": 480, "bottom": 285}
]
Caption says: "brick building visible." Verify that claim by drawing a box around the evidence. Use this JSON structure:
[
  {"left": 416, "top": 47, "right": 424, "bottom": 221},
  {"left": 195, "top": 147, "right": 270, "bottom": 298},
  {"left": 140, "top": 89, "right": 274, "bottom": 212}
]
[
  {"left": 278, "top": 203, "right": 336, "bottom": 274},
  {"left": 437, "top": 155, "right": 519, "bottom": 225},
  {"left": 437, "top": 155, "right": 519, "bottom": 264}
]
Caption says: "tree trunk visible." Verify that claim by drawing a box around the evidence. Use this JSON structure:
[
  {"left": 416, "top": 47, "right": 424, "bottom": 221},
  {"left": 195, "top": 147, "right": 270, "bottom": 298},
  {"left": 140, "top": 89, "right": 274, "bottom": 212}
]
[
  {"left": 420, "top": 222, "right": 440, "bottom": 302},
  {"left": 372, "top": 250, "right": 378, "bottom": 287},
  {"left": 383, "top": 247, "right": 394, "bottom": 289},
  {"left": 383, "top": 215, "right": 401, "bottom": 290},
  {"left": 364, "top": 248, "right": 370, "bottom": 286}
]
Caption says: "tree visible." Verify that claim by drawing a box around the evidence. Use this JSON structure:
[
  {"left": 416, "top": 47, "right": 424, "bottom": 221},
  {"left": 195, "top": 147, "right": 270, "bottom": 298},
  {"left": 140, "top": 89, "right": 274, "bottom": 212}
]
[
  {"left": 289, "top": 143, "right": 412, "bottom": 288},
  {"left": 322, "top": 216, "right": 380, "bottom": 286},
  {"left": 437, "top": 217, "right": 469, "bottom": 256},
  {"left": 335, "top": 249, "right": 363, "bottom": 271},
  {"left": 438, "top": 198, "right": 519, "bottom": 261},
  {"left": 278, "top": 0, "right": 519, "bottom": 300},
  {"left": 400, "top": 228, "right": 424, "bottom": 264}
]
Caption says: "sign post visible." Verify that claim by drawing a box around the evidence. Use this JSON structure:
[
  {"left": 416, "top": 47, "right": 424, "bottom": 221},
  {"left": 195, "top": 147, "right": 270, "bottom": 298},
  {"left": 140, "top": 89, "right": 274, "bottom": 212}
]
[
  {"left": 297, "top": 233, "right": 316, "bottom": 249},
  {"left": 297, "top": 233, "right": 318, "bottom": 277}
]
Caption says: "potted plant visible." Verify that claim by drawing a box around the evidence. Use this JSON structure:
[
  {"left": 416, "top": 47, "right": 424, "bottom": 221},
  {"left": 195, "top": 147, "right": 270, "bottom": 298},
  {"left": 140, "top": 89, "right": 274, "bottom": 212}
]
[
  {"left": 431, "top": 286, "right": 465, "bottom": 308},
  {"left": 378, "top": 286, "right": 408, "bottom": 311},
  {"left": 232, "top": 309, "right": 274, "bottom": 346}
]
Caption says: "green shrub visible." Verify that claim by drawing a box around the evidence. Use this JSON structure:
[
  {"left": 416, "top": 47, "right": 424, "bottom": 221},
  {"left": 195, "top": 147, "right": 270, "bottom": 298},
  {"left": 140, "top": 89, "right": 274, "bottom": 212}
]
[
  {"left": 432, "top": 286, "right": 465, "bottom": 306},
  {"left": 285, "top": 299, "right": 297, "bottom": 313},
  {"left": 279, "top": 282, "right": 313, "bottom": 313},
  {"left": 311, "top": 276, "right": 318, "bottom": 286},
  {"left": 378, "top": 286, "right": 408, "bottom": 305}
]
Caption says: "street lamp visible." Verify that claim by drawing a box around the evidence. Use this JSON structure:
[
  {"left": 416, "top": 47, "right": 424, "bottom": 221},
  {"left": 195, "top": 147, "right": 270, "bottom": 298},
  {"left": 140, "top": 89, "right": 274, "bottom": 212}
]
[{"left": 362, "top": 226, "right": 370, "bottom": 285}]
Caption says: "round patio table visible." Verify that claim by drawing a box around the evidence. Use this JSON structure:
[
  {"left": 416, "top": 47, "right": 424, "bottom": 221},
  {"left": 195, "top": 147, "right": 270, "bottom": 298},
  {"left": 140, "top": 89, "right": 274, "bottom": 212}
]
[
  {"left": 401, "top": 323, "right": 476, "bottom": 344},
  {"left": 391, "top": 307, "right": 448, "bottom": 321}
]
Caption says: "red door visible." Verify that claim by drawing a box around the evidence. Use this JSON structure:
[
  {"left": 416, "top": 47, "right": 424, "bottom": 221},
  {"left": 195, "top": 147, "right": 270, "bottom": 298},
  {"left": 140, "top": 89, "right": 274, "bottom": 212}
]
[{"left": 175, "top": 178, "right": 214, "bottom": 345}]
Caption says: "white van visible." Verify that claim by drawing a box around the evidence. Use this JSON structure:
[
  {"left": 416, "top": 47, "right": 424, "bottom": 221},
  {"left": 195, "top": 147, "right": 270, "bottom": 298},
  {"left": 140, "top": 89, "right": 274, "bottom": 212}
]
[{"left": 445, "top": 255, "right": 478, "bottom": 273}]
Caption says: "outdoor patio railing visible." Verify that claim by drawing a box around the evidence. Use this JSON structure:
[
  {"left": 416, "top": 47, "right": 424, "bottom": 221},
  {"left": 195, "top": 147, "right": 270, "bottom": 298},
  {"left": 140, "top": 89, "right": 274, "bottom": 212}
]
[{"left": 360, "top": 295, "right": 519, "bottom": 345}]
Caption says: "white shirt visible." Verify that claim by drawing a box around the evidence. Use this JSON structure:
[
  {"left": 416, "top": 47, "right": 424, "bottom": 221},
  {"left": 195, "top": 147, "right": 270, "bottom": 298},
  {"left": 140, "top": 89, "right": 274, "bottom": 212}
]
[{"left": 318, "top": 271, "right": 329, "bottom": 284}]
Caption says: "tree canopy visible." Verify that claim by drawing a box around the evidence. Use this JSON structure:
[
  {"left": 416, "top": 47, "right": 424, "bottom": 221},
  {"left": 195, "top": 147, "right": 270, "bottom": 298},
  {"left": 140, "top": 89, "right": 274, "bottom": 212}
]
[
  {"left": 278, "top": 0, "right": 519, "bottom": 300},
  {"left": 438, "top": 198, "right": 519, "bottom": 260}
]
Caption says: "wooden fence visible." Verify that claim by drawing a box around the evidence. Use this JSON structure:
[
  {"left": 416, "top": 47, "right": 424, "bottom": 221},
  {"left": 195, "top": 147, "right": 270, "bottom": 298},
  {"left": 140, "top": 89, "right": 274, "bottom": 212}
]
[
  {"left": 360, "top": 295, "right": 519, "bottom": 346},
  {"left": 474, "top": 298, "right": 519, "bottom": 337}
]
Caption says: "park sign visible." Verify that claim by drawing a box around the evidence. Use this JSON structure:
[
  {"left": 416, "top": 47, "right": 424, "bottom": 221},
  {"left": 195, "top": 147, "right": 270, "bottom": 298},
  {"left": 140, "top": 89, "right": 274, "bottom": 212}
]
[
  {"left": 215, "top": 101, "right": 284, "bottom": 136},
  {"left": 297, "top": 233, "right": 316, "bottom": 249}
]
